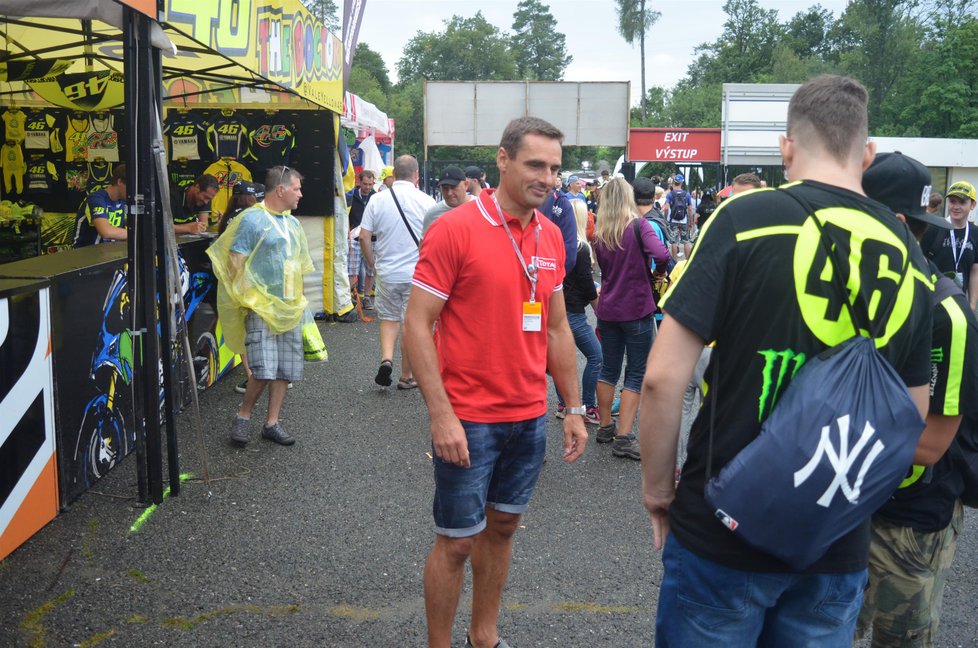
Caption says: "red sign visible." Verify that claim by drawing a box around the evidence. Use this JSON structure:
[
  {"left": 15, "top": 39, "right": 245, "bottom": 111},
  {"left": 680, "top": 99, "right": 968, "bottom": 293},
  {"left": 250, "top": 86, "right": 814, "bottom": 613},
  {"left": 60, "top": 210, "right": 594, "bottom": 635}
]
[{"left": 628, "top": 128, "right": 722, "bottom": 163}]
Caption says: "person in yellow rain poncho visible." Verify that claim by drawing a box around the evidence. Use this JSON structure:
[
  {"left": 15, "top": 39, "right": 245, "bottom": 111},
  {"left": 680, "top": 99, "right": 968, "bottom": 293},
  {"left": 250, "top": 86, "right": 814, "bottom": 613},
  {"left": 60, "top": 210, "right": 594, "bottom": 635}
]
[{"left": 207, "top": 166, "right": 314, "bottom": 448}]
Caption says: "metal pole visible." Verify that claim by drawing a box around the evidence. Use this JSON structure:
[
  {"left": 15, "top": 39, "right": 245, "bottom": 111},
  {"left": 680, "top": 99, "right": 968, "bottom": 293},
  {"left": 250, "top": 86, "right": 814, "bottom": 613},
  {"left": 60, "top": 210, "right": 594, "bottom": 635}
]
[{"left": 123, "top": 7, "right": 148, "bottom": 506}]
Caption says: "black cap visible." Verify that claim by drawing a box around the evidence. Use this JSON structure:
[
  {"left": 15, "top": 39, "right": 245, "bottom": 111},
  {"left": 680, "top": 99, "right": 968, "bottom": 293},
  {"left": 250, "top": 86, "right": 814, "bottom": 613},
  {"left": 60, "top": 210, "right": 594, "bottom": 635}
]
[
  {"left": 233, "top": 181, "right": 265, "bottom": 200},
  {"left": 464, "top": 165, "right": 483, "bottom": 179},
  {"left": 863, "top": 152, "right": 950, "bottom": 230},
  {"left": 633, "top": 177, "right": 656, "bottom": 201},
  {"left": 438, "top": 166, "right": 466, "bottom": 187}
]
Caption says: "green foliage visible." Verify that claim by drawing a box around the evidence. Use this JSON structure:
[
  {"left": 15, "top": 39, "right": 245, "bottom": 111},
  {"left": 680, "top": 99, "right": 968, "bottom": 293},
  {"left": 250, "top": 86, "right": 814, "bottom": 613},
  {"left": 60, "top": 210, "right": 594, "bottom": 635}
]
[
  {"left": 511, "top": 0, "right": 572, "bottom": 80},
  {"left": 615, "top": 0, "right": 661, "bottom": 117},
  {"left": 300, "top": 0, "right": 340, "bottom": 31},
  {"left": 397, "top": 12, "right": 518, "bottom": 83},
  {"left": 351, "top": 43, "right": 391, "bottom": 94}
]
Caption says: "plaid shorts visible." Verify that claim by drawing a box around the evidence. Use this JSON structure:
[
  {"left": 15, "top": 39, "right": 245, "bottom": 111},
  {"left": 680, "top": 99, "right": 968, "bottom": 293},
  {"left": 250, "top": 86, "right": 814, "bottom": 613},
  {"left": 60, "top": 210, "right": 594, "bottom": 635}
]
[
  {"left": 347, "top": 238, "right": 375, "bottom": 278},
  {"left": 245, "top": 311, "right": 303, "bottom": 382}
]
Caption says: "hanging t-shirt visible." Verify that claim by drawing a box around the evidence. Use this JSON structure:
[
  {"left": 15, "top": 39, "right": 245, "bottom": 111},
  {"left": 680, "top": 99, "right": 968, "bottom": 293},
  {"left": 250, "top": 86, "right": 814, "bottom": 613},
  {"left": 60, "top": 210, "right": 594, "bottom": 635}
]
[
  {"left": 168, "top": 163, "right": 198, "bottom": 191},
  {"left": 202, "top": 158, "right": 252, "bottom": 227},
  {"left": 64, "top": 163, "right": 89, "bottom": 192},
  {"left": 163, "top": 112, "right": 205, "bottom": 161},
  {"left": 87, "top": 161, "right": 113, "bottom": 193},
  {"left": 205, "top": 113, "right": 250, "bottom": 160},
  {"left": 23, "top": 109, "right": 60, "bottom": 151},
  {"left": 661, "top": 180, "right": 934, "bottom": 573},
  {"left": 246, "top": 115, "right": 296, "bottom": 171},
  {"left": 64, "top": 115, "right": 91, "bottom": 162},
  {"left": 25, "top": 155, "right": 59, "bottom": 194},
  {"left": 86, "top": 113, "right": 120, "bottom": 162},
  {"left": 2, "top": 109, "right": 27, "bottom": 143},
  {"left": 73, "top": 189, "right": 127, "bottom": 247}
]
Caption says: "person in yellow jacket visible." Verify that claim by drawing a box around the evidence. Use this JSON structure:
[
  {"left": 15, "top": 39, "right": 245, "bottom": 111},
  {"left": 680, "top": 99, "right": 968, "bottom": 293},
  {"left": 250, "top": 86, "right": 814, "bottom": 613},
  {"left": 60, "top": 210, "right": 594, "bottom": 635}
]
[{"left": 207, "top": 166, "right": 314, "bottom": 447}]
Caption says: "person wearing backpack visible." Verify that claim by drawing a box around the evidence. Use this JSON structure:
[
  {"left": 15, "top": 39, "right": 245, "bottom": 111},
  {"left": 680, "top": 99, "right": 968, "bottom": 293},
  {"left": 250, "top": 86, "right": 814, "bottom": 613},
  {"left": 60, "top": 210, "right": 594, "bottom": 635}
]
[
  {"left": 856, "top": 152, "right": 978, "bottom": 648},
  {"left": 664, "top": 174, "right": 694, "bottom": 260},
  {"left": 638, "top": 75, "right": 934, "bottom": 646}
]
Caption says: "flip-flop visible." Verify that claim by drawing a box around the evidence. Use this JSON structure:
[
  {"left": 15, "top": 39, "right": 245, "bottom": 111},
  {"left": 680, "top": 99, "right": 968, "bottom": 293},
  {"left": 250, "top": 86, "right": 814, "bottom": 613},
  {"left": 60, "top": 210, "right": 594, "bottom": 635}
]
[
  {"left": 374, "top": 360, "right": 393, "bottom": 386},
  {"left": 397, "top": 377, "right": 418, "bottom": 390}
]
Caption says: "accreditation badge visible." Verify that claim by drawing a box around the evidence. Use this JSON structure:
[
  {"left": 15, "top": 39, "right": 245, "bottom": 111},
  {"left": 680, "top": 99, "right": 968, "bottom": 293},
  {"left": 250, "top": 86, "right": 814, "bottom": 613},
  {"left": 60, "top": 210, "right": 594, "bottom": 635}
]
[{"left": 522, "top": 301, "right": 542, "bottom": 332}]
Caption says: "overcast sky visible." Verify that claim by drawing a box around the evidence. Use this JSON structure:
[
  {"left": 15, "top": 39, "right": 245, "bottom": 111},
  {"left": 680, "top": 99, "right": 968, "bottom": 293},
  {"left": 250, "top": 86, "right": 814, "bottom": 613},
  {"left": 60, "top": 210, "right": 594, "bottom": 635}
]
[{"left": 357, "top": 0, "right": 850, "bottom": 106}]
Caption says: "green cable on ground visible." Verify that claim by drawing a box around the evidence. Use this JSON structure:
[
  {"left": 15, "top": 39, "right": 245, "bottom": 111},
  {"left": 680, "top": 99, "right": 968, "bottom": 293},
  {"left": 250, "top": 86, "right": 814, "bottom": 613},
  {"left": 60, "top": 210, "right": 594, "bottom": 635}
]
[{"left": 129, "top": 473, "right": 193, "bottom": 533}]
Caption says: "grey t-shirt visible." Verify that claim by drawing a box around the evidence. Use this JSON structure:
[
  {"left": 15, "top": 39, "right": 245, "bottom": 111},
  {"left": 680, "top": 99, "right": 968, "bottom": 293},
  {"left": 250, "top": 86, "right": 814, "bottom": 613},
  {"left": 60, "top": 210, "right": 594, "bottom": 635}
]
[{"left": 422, "top": 201, "right": 454, "bottom": 236}]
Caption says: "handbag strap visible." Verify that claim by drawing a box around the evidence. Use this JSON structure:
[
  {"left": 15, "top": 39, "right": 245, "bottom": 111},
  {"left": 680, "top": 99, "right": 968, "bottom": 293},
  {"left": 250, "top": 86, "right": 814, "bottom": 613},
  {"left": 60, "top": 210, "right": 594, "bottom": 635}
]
[{"left": 388, "top": 186, "right": 420, "bottom": 248}]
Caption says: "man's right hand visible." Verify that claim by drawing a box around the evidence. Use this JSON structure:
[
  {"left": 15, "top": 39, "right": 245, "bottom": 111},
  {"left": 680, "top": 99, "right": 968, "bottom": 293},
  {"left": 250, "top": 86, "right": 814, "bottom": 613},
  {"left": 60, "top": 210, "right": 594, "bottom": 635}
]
[{"left": 431, "top": 414, "right": 469, "bottom": 468}]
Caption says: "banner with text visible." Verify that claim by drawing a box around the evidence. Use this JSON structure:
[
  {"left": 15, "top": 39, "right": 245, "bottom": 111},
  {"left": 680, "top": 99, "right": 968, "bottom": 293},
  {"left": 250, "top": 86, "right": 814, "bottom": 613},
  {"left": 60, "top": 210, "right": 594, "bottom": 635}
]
[
  {"left": 628, "top": 128, "right": 721, "bottom": 163},
  {"left": 342, "top": 0, "right": 367, "bottom": 90},
  {"left": 164, "top": 0, "right": 344, "bottom": 112}
]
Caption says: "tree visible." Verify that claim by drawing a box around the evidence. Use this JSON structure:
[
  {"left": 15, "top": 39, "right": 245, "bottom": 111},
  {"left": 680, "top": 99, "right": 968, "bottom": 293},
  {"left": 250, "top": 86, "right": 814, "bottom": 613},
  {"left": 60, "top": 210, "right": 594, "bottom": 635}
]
[
  {"left": 615, "top": 0, "right": 661, "bottom": 119},
  {"left": 687, "top": 0, "right": 783, "bottom": 85},
  {"left": 511, "top": 0, "right": 572, "bottom": 80},
  {"left": 397, "top": 12, "right": 518, "bottom": 83},
  {"left": 301, "top": 0, "right": 340, "bottom": 31},
  {"left": 351, "top": 43, "right": 391, "bottom": 94}
]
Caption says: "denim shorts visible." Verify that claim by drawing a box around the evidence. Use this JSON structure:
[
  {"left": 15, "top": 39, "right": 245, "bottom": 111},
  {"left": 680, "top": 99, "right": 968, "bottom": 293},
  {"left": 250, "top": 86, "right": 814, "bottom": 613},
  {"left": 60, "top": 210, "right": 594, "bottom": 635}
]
[
  {"left": 432, "top": 415, "right": 547, "bottom": 538},
  {"left": 655, "top": 536, "right": 866, "bottom": 647},
  {"left": 597, "top": 315, "right": 655, "bottom": 393},
  {"left": 376, "top": 280, "right": 411, "bottom": 321}
]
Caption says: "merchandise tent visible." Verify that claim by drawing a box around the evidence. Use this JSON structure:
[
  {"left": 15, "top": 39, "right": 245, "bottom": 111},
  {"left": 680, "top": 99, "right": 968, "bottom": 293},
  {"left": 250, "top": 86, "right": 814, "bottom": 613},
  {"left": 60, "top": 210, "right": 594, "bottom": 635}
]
[{"left": 0, "top": 0, "right": 345, "bottom": 558}]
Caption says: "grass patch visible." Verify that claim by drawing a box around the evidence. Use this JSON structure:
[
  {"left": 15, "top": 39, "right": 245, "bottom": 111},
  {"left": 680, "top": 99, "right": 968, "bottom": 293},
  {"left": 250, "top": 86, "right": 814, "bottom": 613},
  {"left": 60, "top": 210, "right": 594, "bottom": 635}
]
[
  {"left": 551, "top": 602, "right": 649, "bottom": 614},
  {"left": 78, "top": 629, "right": 117, "bottom": 647},
  {"left": 162, "top": 605, "right": 262, "bottom": 631},
  {"left": 20, "top": 589, "right": 76, "bottom": 648},
  {"left": 127, "top": 614, "right": 148, "bottom": 625},
  {"left": 329, "top": 604, "right": 381, "bottom": 621},
  {"left": 126, "top": 569, "right": 150, "bottom": 584}
]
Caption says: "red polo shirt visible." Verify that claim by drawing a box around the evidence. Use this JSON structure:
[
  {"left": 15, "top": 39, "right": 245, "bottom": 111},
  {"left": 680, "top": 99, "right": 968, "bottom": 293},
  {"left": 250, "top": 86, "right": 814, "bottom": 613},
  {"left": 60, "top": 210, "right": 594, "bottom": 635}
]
[{"left": 412, "top": 190, "right": 566, "bottom": 423}]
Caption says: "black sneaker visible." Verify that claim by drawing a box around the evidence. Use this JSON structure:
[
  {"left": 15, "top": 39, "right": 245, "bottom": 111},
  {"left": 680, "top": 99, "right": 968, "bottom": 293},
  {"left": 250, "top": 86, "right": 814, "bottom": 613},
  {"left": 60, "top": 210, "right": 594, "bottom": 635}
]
[
  {"left": 612, "top": 433, "right": 641, "bottom": 460},
  {"left": 596, "top": 420, "right": 617, "bottom": 444},
  {"left": 335, "top": 309, "right": 359, "bottom": 323},
  {"left": 261, "top": 422, "right": 295, "bottom": 446},
  {"left": 466, "top": 635, "right": 511, "bottom": 648},
  {"left": 230, "top": 416, "right": 251, "bottom": 446},
  {"left": 235, "top": 379, "right": 248, "bottom": 394},
  {"left": 375, "top": 360, "right": 393, "bottom": 386}
]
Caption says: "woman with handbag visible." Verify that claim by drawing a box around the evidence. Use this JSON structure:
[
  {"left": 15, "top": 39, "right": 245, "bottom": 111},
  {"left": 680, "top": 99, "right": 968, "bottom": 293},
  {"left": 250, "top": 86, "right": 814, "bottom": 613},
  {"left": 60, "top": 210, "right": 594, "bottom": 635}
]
[{"left": 592, "top": 178, "right": 670, "bottom": 459}]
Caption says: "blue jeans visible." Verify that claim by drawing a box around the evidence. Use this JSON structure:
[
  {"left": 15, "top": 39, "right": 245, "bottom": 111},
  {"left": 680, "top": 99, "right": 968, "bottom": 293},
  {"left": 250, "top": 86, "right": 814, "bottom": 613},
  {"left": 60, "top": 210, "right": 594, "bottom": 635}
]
[
  {"left": 655, "top": 536, "right": 866, "bottom": 647},
  {"left": 555, "top": 310, "right": 602, "bottom": 408},
  {"left": 597, "top": 315, "right": 654, "bottom": 393},
  {"left": 431, "top": 416, "right": 547, "bottom": 538}
]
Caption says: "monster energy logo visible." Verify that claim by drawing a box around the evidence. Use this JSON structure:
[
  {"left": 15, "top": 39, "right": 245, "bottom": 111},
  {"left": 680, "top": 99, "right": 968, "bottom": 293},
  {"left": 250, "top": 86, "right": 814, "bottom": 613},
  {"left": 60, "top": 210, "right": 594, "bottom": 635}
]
[
  {"left": 758, "top": 349, "right": 807, "bottom": 421},
  {"left": 931, "top": 347, "right": 944, "bottom": 363}
]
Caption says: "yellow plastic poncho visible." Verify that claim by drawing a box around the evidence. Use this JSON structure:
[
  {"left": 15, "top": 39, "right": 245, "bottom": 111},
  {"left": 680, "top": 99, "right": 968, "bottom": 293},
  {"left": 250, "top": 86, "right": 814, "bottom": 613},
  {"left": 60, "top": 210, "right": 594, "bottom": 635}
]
[{"left": 206, "top": 204, "right": 314, "bottom": 354}]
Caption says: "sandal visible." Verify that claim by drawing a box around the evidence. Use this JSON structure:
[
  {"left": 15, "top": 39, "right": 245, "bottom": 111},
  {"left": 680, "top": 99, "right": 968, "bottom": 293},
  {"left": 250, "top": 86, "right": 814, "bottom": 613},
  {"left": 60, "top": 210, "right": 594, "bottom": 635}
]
[
  {"left": 397, "top": 377, "right": 418, "bottom": 390},
  {"left": 374, "top": 360, "right": 393, "bottom": 386}
]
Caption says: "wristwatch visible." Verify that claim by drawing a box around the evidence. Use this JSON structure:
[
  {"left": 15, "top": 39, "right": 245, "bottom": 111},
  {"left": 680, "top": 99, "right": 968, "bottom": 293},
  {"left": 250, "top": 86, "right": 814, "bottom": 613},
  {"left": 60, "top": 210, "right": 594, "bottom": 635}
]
[{"left": 566, "top": 406, "right": 587, "bottom": 417}]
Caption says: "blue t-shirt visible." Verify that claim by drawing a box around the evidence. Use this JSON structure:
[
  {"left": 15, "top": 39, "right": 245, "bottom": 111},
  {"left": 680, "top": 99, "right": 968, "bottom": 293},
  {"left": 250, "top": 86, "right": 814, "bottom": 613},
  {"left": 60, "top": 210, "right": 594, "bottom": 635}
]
[
  {"left": 73, "top": 189, "right": 126, "bottom": 247},
  {"left": 541, "top": 190, "right": 578, "bottom": 273}
]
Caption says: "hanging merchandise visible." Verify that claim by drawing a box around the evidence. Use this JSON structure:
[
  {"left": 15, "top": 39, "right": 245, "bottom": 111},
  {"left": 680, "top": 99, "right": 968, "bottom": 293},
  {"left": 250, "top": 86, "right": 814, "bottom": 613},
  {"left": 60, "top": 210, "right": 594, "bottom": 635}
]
[
  {"left": 205, "top": 110, "right": 250, "bottom": 160},
  {"left": 202, "top": 157, "right": 252, "bottom": 227},
  {"left": 168, "top": 161, "right": 199, "bottom": 190},
  {"left": 23, "top": 108, "right": 62, "bottom": 152},
  {"left": 26, "top": 70, "right": 126, "bottom": 112},
  {"left": 2, "top": 141, "right": 26, "bottom": 194},
  {"left": 64, "top": 113, "right": 91, "bottom": 163},
  {"left": 64, "top": 163, "right": 89, "bottom": 193},
  {"left": 2, "top": 108, "right": 27, "bottom": 143},
  {"left": 246, "top": 111, "right": 296, "bottom": 172},
  {"left": 25, "top": 154, "right": 59, "bottom": 194},
  {"left": 163, "top": 110, "right": 205, "bottom": 162},
  {"left": 87, "top": 160, "right": 113, "bottom": 193},
  {"left": 86, "top": 112, "right": 119, "bottom": 162}
]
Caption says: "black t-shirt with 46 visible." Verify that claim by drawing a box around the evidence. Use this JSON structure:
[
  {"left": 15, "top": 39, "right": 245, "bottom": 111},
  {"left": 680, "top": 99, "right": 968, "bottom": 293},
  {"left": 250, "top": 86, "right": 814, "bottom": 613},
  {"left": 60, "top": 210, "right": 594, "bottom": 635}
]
[{"left": 662, "top": 180, "right": 934, "bottom": 573}]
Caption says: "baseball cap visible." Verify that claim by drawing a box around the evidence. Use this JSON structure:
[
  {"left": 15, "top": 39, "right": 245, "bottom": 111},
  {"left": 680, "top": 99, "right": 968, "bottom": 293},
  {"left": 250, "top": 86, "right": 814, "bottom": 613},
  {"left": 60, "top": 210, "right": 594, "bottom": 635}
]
[
  {"left": 380, "top": 165, "right": 394, "bottom": 180},
  {"left": 233, "top": 181, "right": 265, "bottom": 200},
  {"left": 673, "top": 173, "right": 685, "bottom": 184},
  {"left": 863, "top": 151, "right": 950, "bottom": 230},
  {"left": 947, "top": 180, "right": 977, "bottom": 202},
  {"left": 464, "top": 165, "right": 483, "bottom": 179},
  {"left": 438, "top": 166, "right": 466, "bottom": 187},
  {"left": 567, "top": 175, "right": 580, "bottom": 184},
  {"left": 633, "top": 177, "right": 656, "bottom": 201}
]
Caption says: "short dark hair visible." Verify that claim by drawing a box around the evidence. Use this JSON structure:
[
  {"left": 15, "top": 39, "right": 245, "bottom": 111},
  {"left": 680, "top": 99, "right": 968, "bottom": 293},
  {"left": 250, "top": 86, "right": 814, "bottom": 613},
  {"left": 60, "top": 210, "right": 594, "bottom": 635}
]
[
  {"left": 264, "top": 166, "right": 304, "bottom": 191},
  {"left": 195, "top": 174, "right": 219, "bottom": 192},
  {"left": 111, "top": 163, "right": 126, "bottom": 185},
  {"left": 929, "top": 192, "right": 943, "bottom": 209},
  {"left": 360, "top": 170, "right": 376, "bottom": 181},
  {"left": 393, "top": 155, "right": 419, "bottom": 181},
  {"left": 733, "top": 173, "right": 762, "bottom": 188},
  {"left": 499, "top": 116, "right": 564, "bottom": 158},
  {"left": 787, "top": 75, "right": 869, "bottom": 165}
]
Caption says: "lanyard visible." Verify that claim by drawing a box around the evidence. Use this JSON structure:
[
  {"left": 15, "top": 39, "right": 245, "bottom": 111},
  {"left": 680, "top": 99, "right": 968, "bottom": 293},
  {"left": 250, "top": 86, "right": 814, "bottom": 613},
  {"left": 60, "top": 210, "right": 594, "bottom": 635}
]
[
  {"left": 952, "top": 223, "right": 970, "bottom": 271},
  {"left": 492, "top": 193, "right": 539, "bottom": 303}
]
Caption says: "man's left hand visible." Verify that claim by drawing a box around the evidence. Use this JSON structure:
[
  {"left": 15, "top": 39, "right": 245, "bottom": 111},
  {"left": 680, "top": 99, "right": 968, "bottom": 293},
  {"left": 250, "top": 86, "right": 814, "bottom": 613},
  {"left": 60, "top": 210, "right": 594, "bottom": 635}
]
[{"left": 562, "top": 415, "right": 588, "bottom": 463}]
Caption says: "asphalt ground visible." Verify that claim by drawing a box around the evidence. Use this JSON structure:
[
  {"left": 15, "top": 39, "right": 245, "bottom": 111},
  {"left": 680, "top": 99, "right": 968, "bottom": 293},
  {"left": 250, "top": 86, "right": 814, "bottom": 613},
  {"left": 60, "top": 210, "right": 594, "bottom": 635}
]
[{"left": 1, "top": 314, "right": 977, "bottom": 647}]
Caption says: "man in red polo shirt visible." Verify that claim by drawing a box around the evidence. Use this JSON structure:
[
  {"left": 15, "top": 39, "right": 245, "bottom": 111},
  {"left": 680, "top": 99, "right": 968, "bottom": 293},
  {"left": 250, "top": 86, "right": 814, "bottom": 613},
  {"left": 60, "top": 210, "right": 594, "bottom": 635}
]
[{"left": 405, "top": 116, "right": 589, "bottom": 648}]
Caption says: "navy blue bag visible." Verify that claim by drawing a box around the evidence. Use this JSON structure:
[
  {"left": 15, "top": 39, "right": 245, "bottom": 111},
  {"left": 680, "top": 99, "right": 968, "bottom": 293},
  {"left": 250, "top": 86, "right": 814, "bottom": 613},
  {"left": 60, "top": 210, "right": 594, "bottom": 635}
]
[{"left": 704, "top": 193, "right": 926, "bottom": 569}]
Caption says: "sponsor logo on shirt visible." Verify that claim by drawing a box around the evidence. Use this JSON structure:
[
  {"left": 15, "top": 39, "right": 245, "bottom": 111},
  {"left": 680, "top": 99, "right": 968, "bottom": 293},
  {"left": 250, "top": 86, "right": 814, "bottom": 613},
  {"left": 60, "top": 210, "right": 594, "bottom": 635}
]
[{"left": 533, "top": 256, "right": 557, "bottom": 271}]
